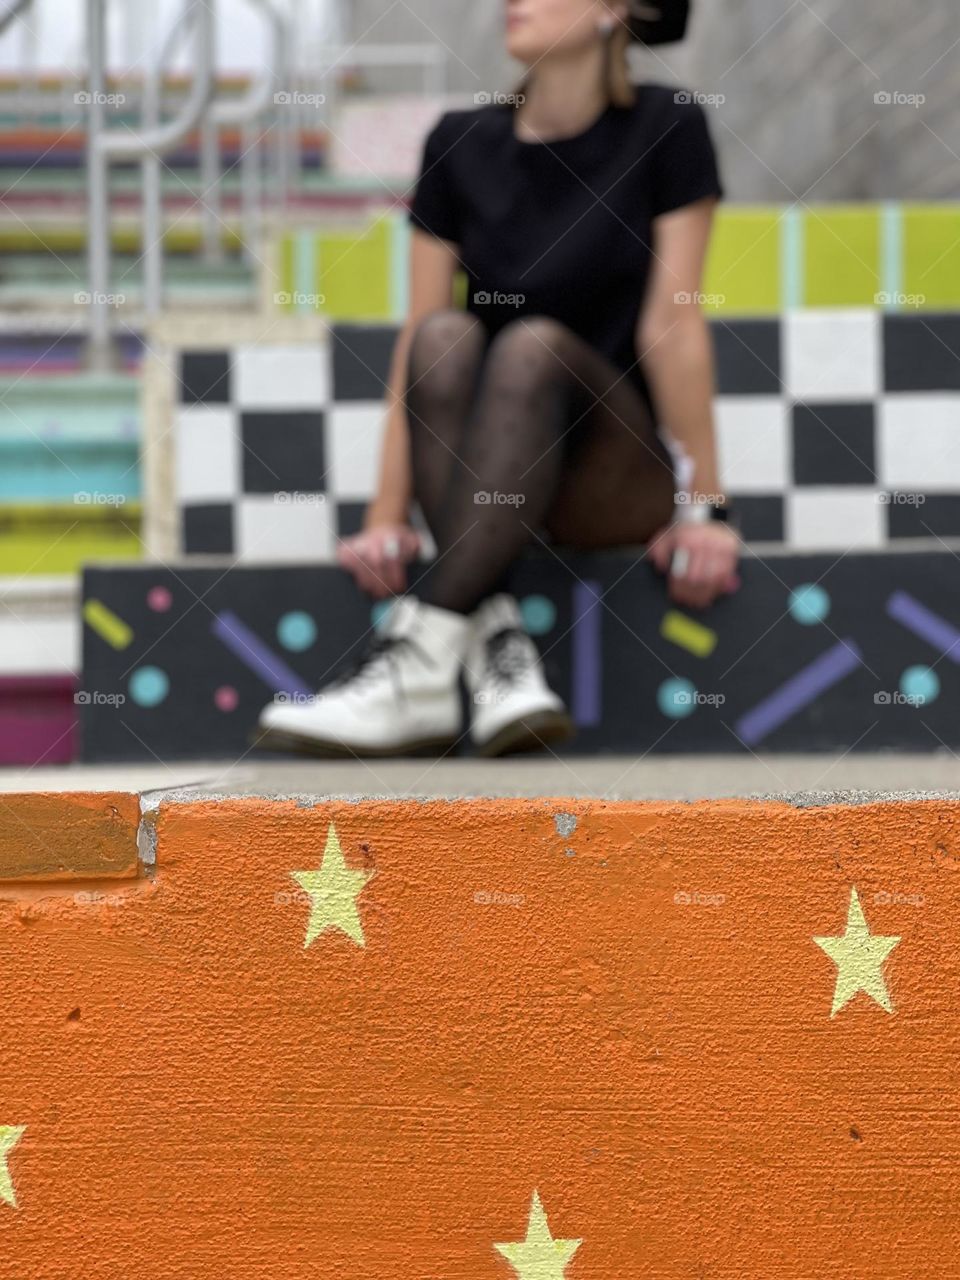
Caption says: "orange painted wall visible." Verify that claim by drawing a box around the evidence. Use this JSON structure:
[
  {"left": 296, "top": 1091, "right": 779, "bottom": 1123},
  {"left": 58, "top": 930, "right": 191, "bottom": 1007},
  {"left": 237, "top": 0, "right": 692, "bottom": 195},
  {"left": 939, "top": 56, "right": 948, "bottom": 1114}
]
[{"left": 1, "top": 796, "right": 959, "bottom": 1277}]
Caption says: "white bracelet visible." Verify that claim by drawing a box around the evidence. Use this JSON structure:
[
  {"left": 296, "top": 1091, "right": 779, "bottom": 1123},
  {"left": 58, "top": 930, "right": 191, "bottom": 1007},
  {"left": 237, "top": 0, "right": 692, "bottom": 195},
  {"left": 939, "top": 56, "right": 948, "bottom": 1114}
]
[{"left": 673, "top": 495, "right": 711, "bottom": 525}]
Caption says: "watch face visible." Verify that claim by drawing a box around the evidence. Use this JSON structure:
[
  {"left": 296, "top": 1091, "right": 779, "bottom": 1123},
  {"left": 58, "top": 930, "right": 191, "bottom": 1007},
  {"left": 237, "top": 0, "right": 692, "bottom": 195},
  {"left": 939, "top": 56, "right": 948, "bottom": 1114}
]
[{"left": 628, "top": 0, "right": 691, "bottom": 45}]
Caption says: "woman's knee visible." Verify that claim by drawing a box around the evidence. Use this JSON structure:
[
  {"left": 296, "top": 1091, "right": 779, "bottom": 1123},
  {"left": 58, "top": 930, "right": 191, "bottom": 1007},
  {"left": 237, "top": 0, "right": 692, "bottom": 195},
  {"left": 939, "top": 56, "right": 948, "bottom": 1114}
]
[
  {"left": 406, "top": 309, "right": 484, "bottom": 408},
  {"left": 484, "top": 315, "right": 576, "bottom": 392}
]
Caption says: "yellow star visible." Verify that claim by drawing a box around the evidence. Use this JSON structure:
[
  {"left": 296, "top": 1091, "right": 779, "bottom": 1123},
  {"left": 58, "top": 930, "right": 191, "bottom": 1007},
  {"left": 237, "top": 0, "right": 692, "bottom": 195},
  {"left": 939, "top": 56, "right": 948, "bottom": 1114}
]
[
  {"left": 814, "top": 887, "right": 901, "bottom": 1017},
  {"left": 494, "top": 1190, "right": 582, "bottom": 1278},
  {"left": 0, "top": 1125, "right": 25, "bottom": 1209},
  {"left": 291, "top": 822, "right": 373, "bottom": 949}
]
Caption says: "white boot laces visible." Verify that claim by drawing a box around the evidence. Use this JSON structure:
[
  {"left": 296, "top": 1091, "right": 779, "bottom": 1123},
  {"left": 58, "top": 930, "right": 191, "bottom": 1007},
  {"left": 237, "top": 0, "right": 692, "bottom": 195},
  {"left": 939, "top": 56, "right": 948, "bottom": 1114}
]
[{"left": 326, "top": 633, "right": 431, "bottom": 694}]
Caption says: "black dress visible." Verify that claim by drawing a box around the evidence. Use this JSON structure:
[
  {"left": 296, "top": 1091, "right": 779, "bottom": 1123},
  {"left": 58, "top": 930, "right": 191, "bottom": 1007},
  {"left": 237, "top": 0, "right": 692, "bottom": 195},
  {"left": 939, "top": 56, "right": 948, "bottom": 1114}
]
[{"left": 408, "top": 84, "right": 724, "bottom": 413}]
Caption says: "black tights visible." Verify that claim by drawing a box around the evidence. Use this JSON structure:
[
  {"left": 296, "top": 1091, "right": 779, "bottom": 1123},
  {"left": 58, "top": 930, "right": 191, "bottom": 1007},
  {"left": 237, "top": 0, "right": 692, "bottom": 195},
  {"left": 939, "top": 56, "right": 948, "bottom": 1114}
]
[{"left": 405, "top": 311, "right": 675, "bottom": 615}]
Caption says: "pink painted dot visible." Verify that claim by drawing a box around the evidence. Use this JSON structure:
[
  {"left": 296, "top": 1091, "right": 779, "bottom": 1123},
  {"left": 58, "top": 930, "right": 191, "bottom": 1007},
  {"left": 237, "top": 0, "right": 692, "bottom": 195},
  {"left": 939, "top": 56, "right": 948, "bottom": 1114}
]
[
  {"left": 147, "top": 586, "right": 173, "bottom": 612},
  {"left": 214, "top": 685, "right": 239, "bottom": 713}
]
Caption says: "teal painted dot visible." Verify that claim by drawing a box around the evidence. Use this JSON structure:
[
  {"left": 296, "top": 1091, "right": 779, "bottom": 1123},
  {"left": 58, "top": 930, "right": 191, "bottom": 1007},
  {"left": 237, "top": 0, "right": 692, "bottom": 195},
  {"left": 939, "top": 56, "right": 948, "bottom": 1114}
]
[
  {"left": 789, "top": 583, "right": 831, "bottom": 625},
  {"left": 129, "top": 665, "right": 169, "bottom": 708},
  {"left": 900, "top": 665, "right": 940, "bottom": 706},
  {"left": 371, "top": 601, "right": 394, "bottom": 630},
  {"left": 277, "top": 610, "right": 317, "bottom": 652},
  {"left": 520, "top": 594, "right": 557, "bottom": 636},
  {"left": 657, "top": 677, "right": 697, "bottom": 719}
]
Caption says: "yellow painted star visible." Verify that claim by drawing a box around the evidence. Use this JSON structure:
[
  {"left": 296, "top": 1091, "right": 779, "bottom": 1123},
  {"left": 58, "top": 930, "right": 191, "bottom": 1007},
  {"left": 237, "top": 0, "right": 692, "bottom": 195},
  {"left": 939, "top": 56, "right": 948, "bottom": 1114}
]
[
  {"left": 814, "top": 887, "right": 901, "bottom": 1017},
  {"left": 291, "top": 822, "right": 374, "bottom": 949},
  {"left": 0, "top": 1125, "right": 25, "bottom": 1209},
  {"left": 494, "top": 1190, "right": 582, "bottom": 1278}
]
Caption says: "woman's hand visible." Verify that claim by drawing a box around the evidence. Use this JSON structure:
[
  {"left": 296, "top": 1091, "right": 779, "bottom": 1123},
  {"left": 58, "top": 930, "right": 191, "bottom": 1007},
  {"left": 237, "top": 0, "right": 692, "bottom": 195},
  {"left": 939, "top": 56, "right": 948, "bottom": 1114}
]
[
  {"left": 337, "top": 523, "right": 422, "bottom": 599},
  {"left": 647, "top": 520, "right": 741, "bottom": 609}
]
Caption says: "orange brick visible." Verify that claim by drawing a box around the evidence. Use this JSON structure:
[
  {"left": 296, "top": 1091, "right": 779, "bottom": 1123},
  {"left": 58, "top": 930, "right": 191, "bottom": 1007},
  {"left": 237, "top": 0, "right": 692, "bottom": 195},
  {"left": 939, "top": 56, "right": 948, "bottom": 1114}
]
[{"left": 0, "top": 791, "right": 140, "bottom": 881}]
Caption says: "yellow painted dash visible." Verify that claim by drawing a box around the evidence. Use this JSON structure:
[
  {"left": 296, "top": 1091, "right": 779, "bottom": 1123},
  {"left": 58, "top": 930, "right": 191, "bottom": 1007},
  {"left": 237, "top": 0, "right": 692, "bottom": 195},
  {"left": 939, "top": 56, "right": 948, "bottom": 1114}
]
[
  {"left": 83, "top": 598, "right": 134, "bottom": 650},
  {"left": 660, "top": 610, "right": 717, "bottom": 658}
]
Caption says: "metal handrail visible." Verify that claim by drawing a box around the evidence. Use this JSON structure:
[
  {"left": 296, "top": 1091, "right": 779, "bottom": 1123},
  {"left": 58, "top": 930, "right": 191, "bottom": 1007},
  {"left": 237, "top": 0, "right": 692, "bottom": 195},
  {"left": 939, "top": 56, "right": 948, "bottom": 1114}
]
[
  {"left": 0, "top": 0, "right": 31, "bottom": 35},
  {"left": 96, "top": 4, "right": 215, "bottom": 159},
  {"left": 142, "top": 0, "right": 203, "bottom": 316},
  {"left": 86, "top": 0, "right": 289, "bottom": 351},
  {"left": 86, "top": 0, "right": 215, "bottom": 369},
  {"left": 310, "top": 42, "right": 448, "bottom": 134},
  {"left": 202, "top": 0, "right": 288, "bottom": 263},
  {"left": 0, "top": 0, "right": 38, "bottom": 125},
  {"left": 213, "top": 0, "right": 286, "bottom": 127}
]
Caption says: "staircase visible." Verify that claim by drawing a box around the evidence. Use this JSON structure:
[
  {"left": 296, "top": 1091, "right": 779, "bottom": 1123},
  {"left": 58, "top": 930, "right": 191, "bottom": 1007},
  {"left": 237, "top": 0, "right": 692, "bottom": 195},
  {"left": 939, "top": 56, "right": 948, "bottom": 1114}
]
[{"left": 0, "top": 782, "right": 956, "bottom": 1276}]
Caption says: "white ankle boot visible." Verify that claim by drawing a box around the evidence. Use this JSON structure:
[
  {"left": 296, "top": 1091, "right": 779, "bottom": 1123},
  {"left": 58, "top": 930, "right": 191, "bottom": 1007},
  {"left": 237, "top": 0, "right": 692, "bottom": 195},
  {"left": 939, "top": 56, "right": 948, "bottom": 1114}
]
[
  {"left": 464, "top": 594, "right": 575, "bottom": 757},
  {"left": 255, "top": 597, "right": 470, "bottom": 757}
]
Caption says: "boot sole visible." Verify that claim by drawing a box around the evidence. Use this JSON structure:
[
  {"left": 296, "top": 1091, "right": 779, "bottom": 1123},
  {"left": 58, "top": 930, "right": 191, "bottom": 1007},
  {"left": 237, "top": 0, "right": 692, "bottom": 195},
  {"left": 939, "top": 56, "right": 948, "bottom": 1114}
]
[
  {"left": 251, "top": 727, "right": 459, "bottom": 760},
  {"left": 475, "top": 709, "right": 577, "bottom": 759}
]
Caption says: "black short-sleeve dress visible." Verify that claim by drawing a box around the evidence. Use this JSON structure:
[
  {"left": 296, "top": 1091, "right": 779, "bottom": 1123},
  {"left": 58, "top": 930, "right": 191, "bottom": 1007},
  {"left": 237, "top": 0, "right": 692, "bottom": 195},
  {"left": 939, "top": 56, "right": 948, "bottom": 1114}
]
[{"left": 409, "top": 84, "right": 723, "bottom": 415}]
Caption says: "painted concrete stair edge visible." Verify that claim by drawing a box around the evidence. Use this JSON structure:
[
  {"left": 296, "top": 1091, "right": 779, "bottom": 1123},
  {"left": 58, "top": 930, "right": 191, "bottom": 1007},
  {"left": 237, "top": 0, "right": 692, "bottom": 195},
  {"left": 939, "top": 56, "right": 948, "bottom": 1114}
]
[
  {"left": 79, "top": 553, "right": 960, "bottom": 760},
  {"left": 267, "top": 204, "right": 960, "bottom": 320},
  {"left": 1, "top": 786, "right": 952, "bottom": 879},
  {"left": 0, "top": 794, "right": 957, "bottom": 1275}
]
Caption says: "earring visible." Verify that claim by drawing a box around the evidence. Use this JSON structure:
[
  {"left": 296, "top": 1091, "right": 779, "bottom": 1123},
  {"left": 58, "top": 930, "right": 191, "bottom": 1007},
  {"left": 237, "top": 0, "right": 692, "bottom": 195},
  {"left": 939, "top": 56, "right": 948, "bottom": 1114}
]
[{"left": 597, "top": 13, "right": 616, "bottom": 35}]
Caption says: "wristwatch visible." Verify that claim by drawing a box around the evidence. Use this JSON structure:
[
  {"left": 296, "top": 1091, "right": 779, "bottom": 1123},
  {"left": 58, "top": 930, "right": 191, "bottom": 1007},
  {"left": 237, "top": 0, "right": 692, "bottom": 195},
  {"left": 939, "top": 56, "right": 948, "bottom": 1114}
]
[{"left": 674, "top": 496, "right": 737, "bottom": 529}]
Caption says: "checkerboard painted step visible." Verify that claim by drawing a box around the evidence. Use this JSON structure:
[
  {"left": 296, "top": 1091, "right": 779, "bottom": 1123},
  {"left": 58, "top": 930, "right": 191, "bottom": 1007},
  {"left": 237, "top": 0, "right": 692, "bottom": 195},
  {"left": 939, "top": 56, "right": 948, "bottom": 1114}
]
[{"left": 152, "top": 311, "right": 960, "bottom": 557}]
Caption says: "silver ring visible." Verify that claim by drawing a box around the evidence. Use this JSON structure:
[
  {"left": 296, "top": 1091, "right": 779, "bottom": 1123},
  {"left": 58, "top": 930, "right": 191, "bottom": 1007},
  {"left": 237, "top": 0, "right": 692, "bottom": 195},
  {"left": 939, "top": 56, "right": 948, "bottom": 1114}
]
[{"left": 671, "top": 547, "right": 691, "bottom": 578}]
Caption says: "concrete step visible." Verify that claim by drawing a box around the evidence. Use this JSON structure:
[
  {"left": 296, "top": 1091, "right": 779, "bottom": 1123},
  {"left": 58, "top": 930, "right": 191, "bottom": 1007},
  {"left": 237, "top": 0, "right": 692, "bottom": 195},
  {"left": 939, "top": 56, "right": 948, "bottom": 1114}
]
[
  {"left": 2, "top": 754, "right": 960, "bottom": 799},
  {"left": 0, "top": 785, "right": 955, "bottom": 1274},
  {"left": 80, "top": 552, "right": 960, "bottom": 761}
]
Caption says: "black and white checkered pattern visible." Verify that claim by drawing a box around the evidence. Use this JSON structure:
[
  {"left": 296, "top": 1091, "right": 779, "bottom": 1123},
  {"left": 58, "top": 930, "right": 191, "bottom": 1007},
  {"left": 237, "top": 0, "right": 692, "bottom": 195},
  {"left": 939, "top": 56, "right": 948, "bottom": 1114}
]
[
  {"left": 173, "top": 313, "right": 960, "bottom": 557},
  {"left": 174, "top": 327, "right": 396, "bottom": 561},
  {"left": 715, "top": 311, "right": 960, "bottom": 544}
]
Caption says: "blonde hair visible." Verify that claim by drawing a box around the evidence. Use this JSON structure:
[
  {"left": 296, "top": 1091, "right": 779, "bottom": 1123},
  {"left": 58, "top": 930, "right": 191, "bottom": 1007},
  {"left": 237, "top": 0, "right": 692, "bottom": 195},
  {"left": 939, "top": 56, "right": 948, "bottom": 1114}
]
[{"left": 605, "top": 23, "right": 636, "bottom": 108}]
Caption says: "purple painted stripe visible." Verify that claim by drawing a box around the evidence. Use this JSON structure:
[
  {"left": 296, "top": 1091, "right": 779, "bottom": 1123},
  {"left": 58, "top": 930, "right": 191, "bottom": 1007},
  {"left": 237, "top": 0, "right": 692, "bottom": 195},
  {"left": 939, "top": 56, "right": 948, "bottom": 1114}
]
[
  {"left": 572, "top": 580, "right": 603, "bottom": 727},
  {"left": 735, "top": 638, "right": 863, "bottom": 747},
  {"left": 887, "top": 590, "right": 960, "bottom": 664},
  {"left": 212, "top": 611, "right": 312, "bottom": 696}
]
